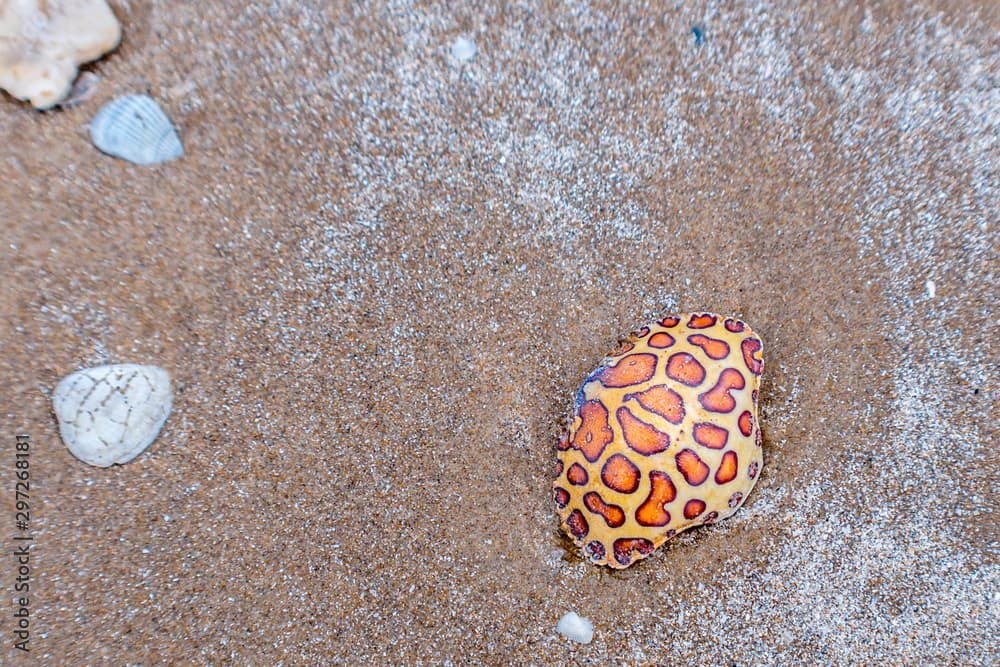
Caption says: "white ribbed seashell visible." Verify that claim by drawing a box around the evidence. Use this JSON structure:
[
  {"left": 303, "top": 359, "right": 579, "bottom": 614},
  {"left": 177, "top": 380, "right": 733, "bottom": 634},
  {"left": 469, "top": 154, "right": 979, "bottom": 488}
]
[
  {"left": 53, "top": 364, "right": 172, "bottom": 467},
  {"left": 89, "top": 95, "right": 183, "bottom": 165}
]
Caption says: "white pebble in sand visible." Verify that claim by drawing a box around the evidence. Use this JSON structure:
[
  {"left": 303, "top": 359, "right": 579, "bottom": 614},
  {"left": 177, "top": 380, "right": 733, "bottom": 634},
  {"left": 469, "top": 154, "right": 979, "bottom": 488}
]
[
  {"left": 451, "top": 36, "right": 476, "bottom": 62},
  {"left": 52, "top": 364, "right": 172, "bottom": 467},
  {"left": 556, "top": 611, "right": 593, "bottom": 644}
]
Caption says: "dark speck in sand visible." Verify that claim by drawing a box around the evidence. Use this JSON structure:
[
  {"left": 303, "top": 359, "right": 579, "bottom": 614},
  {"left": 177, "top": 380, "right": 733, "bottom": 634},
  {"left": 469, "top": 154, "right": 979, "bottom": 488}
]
[{"left": 692, "top": 25, "right": 705, "bottom": 45}]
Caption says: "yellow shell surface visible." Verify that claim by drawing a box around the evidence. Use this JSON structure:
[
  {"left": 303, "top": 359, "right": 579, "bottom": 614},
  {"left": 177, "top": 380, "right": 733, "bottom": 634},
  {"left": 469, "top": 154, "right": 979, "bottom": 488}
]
[{"left": 553, "top": 313, "right": 764, "bottom": 568}]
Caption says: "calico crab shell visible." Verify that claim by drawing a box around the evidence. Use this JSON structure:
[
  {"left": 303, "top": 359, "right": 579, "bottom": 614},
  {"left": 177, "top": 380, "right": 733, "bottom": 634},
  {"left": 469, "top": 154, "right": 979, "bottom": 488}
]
[{"left": 553, "top": 313, "right": 764, "bottom": 568}]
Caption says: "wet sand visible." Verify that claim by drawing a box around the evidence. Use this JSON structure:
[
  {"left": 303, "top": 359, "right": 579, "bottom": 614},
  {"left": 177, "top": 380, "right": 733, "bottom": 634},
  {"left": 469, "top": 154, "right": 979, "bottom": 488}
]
[{"left": 1, "top": 1, "right": 997, "bottom": 664}]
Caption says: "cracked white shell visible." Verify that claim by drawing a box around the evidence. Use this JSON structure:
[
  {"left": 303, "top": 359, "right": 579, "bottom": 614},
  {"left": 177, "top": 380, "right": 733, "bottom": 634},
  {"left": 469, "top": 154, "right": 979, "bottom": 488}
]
[
  {"left": 0, "top": 0, "right": 121, "bottom": 108},
  {"left": 53, "top": 364, "right": 172, "bottom": 467}
]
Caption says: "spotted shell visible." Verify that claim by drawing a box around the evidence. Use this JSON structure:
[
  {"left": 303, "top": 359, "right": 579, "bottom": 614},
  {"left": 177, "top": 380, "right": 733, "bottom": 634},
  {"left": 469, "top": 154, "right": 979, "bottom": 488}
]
[{"left": 553, "top": 313, "right": 764, "bottom": 568}]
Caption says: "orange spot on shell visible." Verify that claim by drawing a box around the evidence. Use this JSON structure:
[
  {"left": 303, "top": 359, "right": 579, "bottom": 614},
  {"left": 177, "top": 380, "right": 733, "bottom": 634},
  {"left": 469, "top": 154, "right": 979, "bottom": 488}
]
[
  {"left": 617, "top": 406, "right": 671, "bottom": 455},
  {"left": 572, "top": 400, "right": 613, "bottom": 462},
  {"left": 698, "top": 368, "right": 746, "bottom": 413},
  {"left": 586, "top": 541, "right": 606, "bottom": 561},
  {"left": 566, "top": 509, "right": 589, "bottom": 538},
  {"left": 692, "top": 422, "right": 729, "bottom": 449},
  {"left": 741, "top": 337, "right": 764, "bottom": 375},
  {"left": 595, "top": 353, "right": 658, "bottom": 388},
  {"left": 647, "top": 331, "right": 675, "bottom": 349},
  {"left": 738, "top": 410, "right": 754, "bottom": 437},
  {"left": 601, "top": 454, "right": 640, "bottom": 494},
  {"left": 715, "top": 450, "right": 738, "bottom": 484},
  {"left": 554, "top": 487, "right": 569, "bottom": 509},
  {"left": 724, "top": 318, "right": 745, "bottom": 333},
  {"left": 665, "top": 352, "right": 706, "bottom": 387},
  {"left": 556, "top": 429, "right": 570, "bottom": 451},
  {"left": 624, "top": 384, "right": 685, "bottom": 425},
  {"left": 636, "top": 470, "right": 676, "bottom": 527},
  {"left": 659, "top": 315, "right": 680, "bottom": 327},
  {"left": 687, "top": 333, "right": 731, "bottom": 360},
  {"left": 613, "top": 537, "right": 654, "bottom": 566},
  {"left": 684, "top": 498, "right": 706, "bottom": 519},
  {"left": 675, "top": 448, "right": 710, "bottom": 486},
  {"left": 567, "top": 462, "right": 589, "bottom": 486},
  {"left": 584, "top": 491, "right": 626, "bottom": 528},
  {"left": 687, "top": 313, "right": 717, "bottom": 329}
]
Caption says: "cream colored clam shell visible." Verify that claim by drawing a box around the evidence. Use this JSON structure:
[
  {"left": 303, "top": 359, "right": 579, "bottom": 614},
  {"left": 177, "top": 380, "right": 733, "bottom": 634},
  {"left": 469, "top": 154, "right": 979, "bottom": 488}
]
[{"left": 53, "top": 364, "right": 172, "bottom": 467}]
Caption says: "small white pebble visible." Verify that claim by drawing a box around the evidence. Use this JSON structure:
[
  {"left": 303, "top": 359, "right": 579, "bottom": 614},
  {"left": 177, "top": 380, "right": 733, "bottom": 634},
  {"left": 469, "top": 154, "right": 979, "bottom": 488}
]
[
  {"left": 925, "top": 279, "right": 936, "bottom": 298},
  {"left": 451, "top": 36, "right": 476, "bottom": 62},
  {"left": 556, "top": 611, "right": 593, "bottom": 644}
]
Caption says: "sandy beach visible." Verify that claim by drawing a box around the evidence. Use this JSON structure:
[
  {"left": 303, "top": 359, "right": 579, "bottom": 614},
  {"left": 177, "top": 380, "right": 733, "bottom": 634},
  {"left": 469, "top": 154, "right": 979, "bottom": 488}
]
[{"left": 1, "top": 1, "right": 997, "bottom": 664}]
